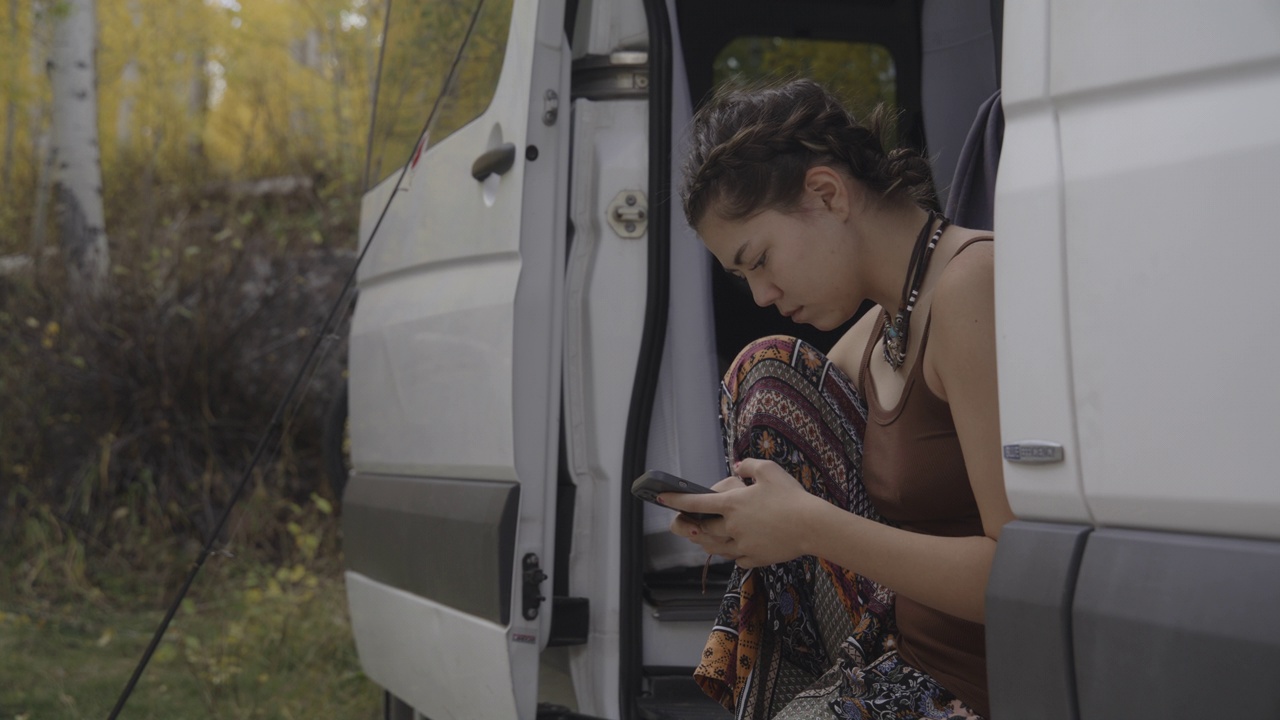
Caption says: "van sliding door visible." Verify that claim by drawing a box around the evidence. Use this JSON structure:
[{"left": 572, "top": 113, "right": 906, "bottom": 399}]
[{"left": 342, "top": 1, "right": 570, "bottom": 718}]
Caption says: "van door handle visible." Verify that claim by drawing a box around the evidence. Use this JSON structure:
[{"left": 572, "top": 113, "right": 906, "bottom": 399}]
[{"left": 471, "top": 143, "right": 517, "bottom": 181}]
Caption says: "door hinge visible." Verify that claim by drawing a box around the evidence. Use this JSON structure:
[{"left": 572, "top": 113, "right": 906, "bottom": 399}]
[
  {"left": 607, "top": 190, "right": 647, "bottom": 238},
  {"left": 522, "top": 553, "right": 548, "bottom": 620}
]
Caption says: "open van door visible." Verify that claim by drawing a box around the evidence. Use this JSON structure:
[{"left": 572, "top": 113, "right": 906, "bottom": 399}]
[{"left": 341, "top": 1, "right": 570, "bottom": 718}]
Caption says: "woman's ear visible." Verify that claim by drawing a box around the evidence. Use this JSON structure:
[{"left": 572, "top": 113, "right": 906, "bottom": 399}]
[{"left": 804, "top": 165, "right": 851, "bottom": 219}]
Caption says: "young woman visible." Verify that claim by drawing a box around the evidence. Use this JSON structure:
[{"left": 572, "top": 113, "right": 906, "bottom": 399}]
[{"left": 660, "top": 79, "right": 1014, "bottom": 720}]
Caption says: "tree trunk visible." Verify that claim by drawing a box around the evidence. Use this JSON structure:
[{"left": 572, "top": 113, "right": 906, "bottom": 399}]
[
  {"left": 2, "top": 0, "right": 17, "bottom": 193},
  {"left": 29, "top": 0, "right": 52, "bottom": 255},
  {"left": 49, "top": 0, "right": 108, "bottom": 296},
  {"left": 187, "top": 42, "right": 207, "bottom": 161},
  {"left": 115, "top": 0, "right": 140, "bottom": 149},
  {"left": 328, "top": 24, "right": 348, "bottom": 175},
  {"left": 289, "top": 29, "right": 324, "bottom": 154}
]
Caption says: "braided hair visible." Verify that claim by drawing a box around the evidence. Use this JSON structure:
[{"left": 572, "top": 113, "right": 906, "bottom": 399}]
[{"left": 681, "top": 78, "right": 934, "bottom": 229}]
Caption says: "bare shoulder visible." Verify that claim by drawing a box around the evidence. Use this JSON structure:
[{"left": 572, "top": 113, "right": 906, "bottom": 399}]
[
  {"left": 933, "top": 235, "right": 994, "bottom": 326},
  {"left": 926, "top": 235, "right": 995, "bottom": 400},
  {"left": 828, "top": 305, "right": 881, "bottom": 390}
]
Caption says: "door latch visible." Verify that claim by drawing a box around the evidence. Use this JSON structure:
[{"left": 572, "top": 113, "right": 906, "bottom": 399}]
[
  {"left": 543, "top": 90, "right": 559, "bottom": 126},
  {"left": 607, "top": 190, "right": 647, "bottom": 238},
  {"left": 521, "top": 553, "right": 548, "bottom": 620}
]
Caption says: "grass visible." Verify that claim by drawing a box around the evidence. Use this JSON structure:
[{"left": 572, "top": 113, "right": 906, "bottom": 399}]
[{"left": 0, "top": 498, "right": 382, "bottom": 720}]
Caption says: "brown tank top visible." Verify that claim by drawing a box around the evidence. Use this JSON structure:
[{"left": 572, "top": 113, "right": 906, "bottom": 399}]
[{"left": 857, "top": 237, "right": 992, "bottom": 718}]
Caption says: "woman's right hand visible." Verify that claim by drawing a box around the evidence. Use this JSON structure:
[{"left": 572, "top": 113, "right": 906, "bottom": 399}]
[
  {"left": 664, "top": 459, "right": 827, "bottom": 567},
  {"left": 668, "top": 474, "right": 747, "bottom": 561}
]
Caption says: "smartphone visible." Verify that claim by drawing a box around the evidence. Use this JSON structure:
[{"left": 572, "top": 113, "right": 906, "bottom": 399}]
[{"left": 631, "top": 470, "right": 719, "bottom": 519}]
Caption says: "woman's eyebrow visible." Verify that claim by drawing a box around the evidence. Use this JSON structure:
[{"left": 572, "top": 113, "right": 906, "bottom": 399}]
[{"left": 731, "top": 242, "right": 751, "bottom": 267}]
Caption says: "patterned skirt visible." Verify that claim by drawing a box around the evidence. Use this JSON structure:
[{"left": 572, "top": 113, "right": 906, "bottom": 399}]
[{"left": 693, "top": 336, "right": 982, "bottom": 720}]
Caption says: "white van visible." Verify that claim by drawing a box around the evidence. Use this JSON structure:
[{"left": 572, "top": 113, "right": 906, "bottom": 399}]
[{"left": 340, "top": 1, "right": 1280, "bottom": 718}]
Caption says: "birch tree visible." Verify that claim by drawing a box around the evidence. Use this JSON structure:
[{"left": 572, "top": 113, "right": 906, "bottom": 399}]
[
  {"left": 49, "top": 0, "right": 108, "bottom": 295},
  {"left": 2, "top": 0, "right": 18, "bottom": 193}
]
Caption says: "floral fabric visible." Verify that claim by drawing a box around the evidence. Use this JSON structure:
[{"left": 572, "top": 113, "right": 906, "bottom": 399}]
[{"left": 693, "top": 336, "right": 983, "bottom": 720}]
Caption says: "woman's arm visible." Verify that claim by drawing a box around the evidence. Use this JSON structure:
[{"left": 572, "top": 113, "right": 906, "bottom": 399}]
[
  {"left": 665, "top": 461, "right": 999, "bottom": 623},
  {"left": 664, "top": 242, "right": 1013, "bottom": 624}
]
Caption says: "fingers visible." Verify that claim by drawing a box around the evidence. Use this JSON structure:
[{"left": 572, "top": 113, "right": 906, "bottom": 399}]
[
  {"left": 669, "top": 511, "right": 700, "bottom": 538},
  {"left": 658, "top": 489, "right": 722, "bottom": 515},
  {"left": 710, "top": 474, "right": 747, "bottom": 492},
  {"left": 670, "top": 512, "right": 728, "bottom": 539},
  {"left": 733, "top": 457, "right": 778, "bottom": 482},
  {"left": 661, "top": 472, "right": 750, "bottom": 513},
  {"left": 669, "top": 512, "right": 738, "bottom": 557}
]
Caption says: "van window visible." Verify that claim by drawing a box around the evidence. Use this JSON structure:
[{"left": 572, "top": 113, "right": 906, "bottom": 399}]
[
  {"left": 714, "top": 37, "right": 897, "bottom": 131},
  {"left": 366, "top": 0, "right": 515, "bottom": 186}
]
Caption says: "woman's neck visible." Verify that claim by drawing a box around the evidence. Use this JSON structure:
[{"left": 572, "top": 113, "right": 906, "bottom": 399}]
[{"left": 854, "top": 202, "right": 934, "bottom": 312}]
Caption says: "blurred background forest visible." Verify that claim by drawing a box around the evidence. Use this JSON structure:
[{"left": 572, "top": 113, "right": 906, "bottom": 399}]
[{"left": 1, "top": 0, "right": 383, "bottom": 715}]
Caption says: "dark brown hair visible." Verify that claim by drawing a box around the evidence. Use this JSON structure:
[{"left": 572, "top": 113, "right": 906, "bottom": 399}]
[{"left": 680, "top": 78, "right": 934, "bottom": 229}]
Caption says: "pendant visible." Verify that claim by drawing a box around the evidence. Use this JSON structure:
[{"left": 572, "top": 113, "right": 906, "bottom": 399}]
[{"left": 882, "top": 313, "right": 908, "bottom": 370}]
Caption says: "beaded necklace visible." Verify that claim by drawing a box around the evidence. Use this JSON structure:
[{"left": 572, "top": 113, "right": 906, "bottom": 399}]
[{"left": 882, "top": 210, "right": 949, "bottom": 370}]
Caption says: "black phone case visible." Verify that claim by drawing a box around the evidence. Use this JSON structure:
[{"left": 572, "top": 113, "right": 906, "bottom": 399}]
[{"left": 631, "top": 470, "right": 719, "bottom": 519}]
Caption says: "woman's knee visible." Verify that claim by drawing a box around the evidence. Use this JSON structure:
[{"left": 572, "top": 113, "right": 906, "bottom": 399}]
[{"left": 724, "top": 335, "right": 803, "bottom": 386}]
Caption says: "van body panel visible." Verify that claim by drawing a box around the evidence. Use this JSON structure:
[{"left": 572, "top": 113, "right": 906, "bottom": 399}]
[
  {"left": 343, "top": 474, "right": 519, "bottom": 623},
  {"left": 1072, "top": 529, "right": 1280, "bottom": 718},
  {"left": 992, "top": 3, "right": 1280, "bottom": 718},
  {"left": 1050, "top": 0, "right": 1280, "bottom": 98},
  {"left": 509, "top": 18, "right": 573, "bottom": 711},
  {"left": 346, "top": 571, "right": 520, "bottom": 720},
  {"left": 994, "top": 102, "right": 1092, "bottom": 524},
  {"left": 985, "top": 521, "right": 1090, "bottom": 720},
  {"left": 349, "top": 257, "right": 520, "bottom": 478},
  {"left": 562, "top": 95, "right": 649, "bottom": 719},
  {"left": 346, "top": 0, "right": 570, "bottom": 717},
  {"left": 1055, "top": 30, "right": 1280, "bottom": 541},
  {"left": 999, "top": 0, "right": 1048, "bottom": 105}
]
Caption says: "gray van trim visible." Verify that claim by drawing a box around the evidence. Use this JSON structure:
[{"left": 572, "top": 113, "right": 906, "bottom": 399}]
[
  {"left": 342, "top": 473, "right": 520, "bottom": 625},
  {"left": 986, "top": 520, "right": 1090, "bottom": 720},
  {"left": 1073, "top": 528, "right": 1280, "bottom": 719}
]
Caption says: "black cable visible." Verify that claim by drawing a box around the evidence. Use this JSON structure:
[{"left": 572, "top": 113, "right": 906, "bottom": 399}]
[{"left": 105, "top": 1, "right": 491, "bottom": 717}]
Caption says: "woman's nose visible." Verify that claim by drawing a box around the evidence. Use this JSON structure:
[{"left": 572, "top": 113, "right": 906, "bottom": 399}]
[{"left": 749, "top": 279, "right": 781, "bottom": 308}]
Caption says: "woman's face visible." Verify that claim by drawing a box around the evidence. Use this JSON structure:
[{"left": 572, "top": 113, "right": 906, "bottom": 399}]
[{"left": 698, "top": 187, "right": 862, "bottom": 331}]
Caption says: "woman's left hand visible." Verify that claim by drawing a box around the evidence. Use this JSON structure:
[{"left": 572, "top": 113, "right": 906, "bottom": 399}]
[{"left": 661, "top": 458, "right": 824, "bottom": 568}]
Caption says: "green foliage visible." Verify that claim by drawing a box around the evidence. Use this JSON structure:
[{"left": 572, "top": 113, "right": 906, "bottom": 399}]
[
  {"left": 1, "top": 178, "right": 355, "bottom": 550},
  {"left": 713, "top": 36, "right": 900, "bottom": 143}
]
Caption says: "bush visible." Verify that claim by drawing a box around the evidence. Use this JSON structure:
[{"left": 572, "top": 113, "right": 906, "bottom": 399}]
[{"left": 0, "top": 168, "right": 357, "bottom": 571}]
